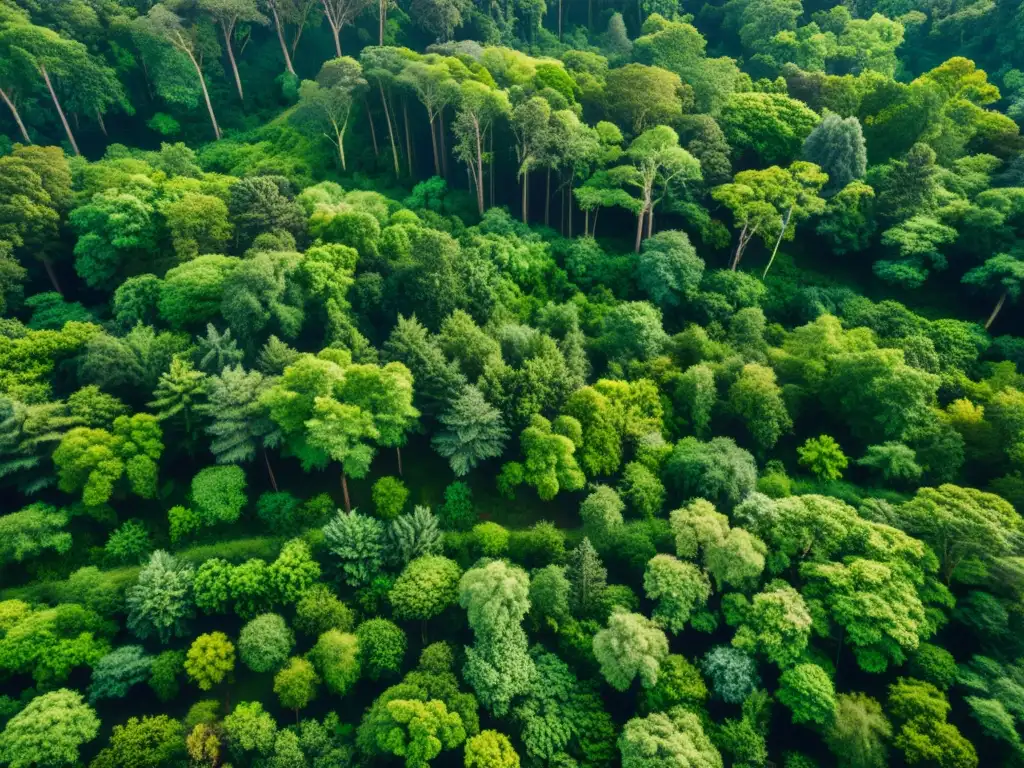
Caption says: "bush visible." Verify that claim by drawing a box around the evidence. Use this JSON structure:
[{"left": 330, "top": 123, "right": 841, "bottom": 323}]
[
  {"left": 294, "top": 585, "right": 355, "bottom": 637},
  {"left": 190, "top": 465, "right": 248, "bottom": 525},
  {"left": 256, "top": 492, "right": 302, "bottom": 533},
  {"left": 471, "top": 522, "right": 510, "bottom": 558},
  {"left": 439, "top": 482, "right": 476, "bottom": 531},
  {"left": 238, "top": 614, "right": 295, "bottom": 673},
  {"left": 372, "top": 477, "right": 409, "bottom": 521},
  {"left": 355, "top": 618, "right": 407, "bottom": 680},
  {"left": 508, "top": 521, "right": 566, "bottom": 568},
  {"left": 105, "top": 520, "right": 152, "bottom": 565}
]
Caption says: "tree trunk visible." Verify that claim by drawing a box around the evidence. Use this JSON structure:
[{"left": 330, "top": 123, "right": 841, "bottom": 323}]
[
  {"left": 187, "top": 54, "right": 221, "bottom": 139},
  {"left": 403, "top": 98, "right": 413, "bottom": 177},
  {"left": 222, "top": 20, "right": 245, "bottom": 102},
  {"left": 593, "top": 208, "right": 600, "bottom": 236},
  {"left": 365, "top": 98, "right": 379, "bottom": 158},
  {"left": 379, "top": 84, "right": 400, "bottom": 176},
  {"left": 985, "top": 290, "right": 1008, "bottom": 330},
  {"left": 291, "top": 1, "right": 313, "bottom": 55},
  {"left": 646, "top": 206, "right": 654, "bottom": 238},
  {"left": 584, "top": 209, "right": 589, "bottom": 237},
  {"left": 336, "top": 121, "right": 348, "bottom": 170},
  {"left": 474, "top": 119, "right": 485, "bottom": 215},
  {"left": 489, "top": 128, "right": 495, "bottom": 209},
  {"left": 41, "top": 256, "right": 62, "bottom": 295},
  {"left": 96, "top": 110, "right": 107, "bottom": 136},
  {"left": 439, "top": 109, "right": 449, "bottom": 178},
  {"left": 731, "top": 223, "right": 749, "bottom": 270},
  {"left": 329, "top": 21, "right": 342, "bottom": 57},
  {"left": 521, "top": 168, "right": 529, "bottom": 224},
  {"left": 379, "top": 0, "right": 386, "bottom": 44},
  {"left": 39, "top": 64, "right": 80, "bottom": 156},
  {"left": 429, "top": 115, "right": 440, "bottom": 176},
  {"left": 0, "top": 87, "right": 31, "bottom": 144},
  {"left": 263, "top": 447, "right": 279, "bottom": 491},
  {"left": 544, "top": 167, "right": 551, "bottom": 227},
  {"left": 396, "top": 445, "right": 403, "bottom": 476},
  {"left": 634, "top": 209, "right": 644, "bottom": 252},
  {"left": 341, "top": 471, "right": 351, "bottom": 513},
  {"left": 762, "top": 206, "right": 793, "bottom": 279},
  {"left": 270, "top": 5, "right": 296, "bottom": 75},
  {"left": 558, "top": 0, "right": 563, "bottom": 39}
]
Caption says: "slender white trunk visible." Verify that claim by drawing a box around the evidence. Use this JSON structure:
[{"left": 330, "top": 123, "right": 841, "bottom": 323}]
[
  {"left": 0, "top": 87, "right": 31, "bottom": 144},
  {"left": 270, "top": 5, "right": 296, "bottom": 75},
  {"left": 39, "top": 65, "right": 79, "bottom": 156}
]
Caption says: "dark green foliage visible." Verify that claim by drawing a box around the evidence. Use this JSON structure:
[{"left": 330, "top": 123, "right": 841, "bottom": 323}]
[
  {"left": 439, "top": 481, "right": 476, "bottom": 531},
  {"left": 356, "top": 619, "right": 407, "bottom": 680}
]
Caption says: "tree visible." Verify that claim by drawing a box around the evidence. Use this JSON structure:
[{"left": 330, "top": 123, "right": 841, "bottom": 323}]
[
  {"left": 239, "top": 614, "right": 294, "bottom": 673},
  {"left": 797, "top": 435, "right": 848, "bottom": 481},
  {"left": 618, "top": 708, "right": 722, "bottom": 768},
  {"left": 465, "top": 730, "right": 520, "bottom": 768},
  {"left": 0, "top": 503, "right": 71, "bottom": 566},
  {"left": 375, "top": 699, "right": 467, "bottom": 768},
  {"left": 274, "top": 656, "right": 320, "bottom": 715},
  {"left": 857, "top": 442, "right": 922, "bottom": 484},
  {"left": 603, "top": 63, "right": 687, "bottom": 136},
  {"left": 962, "top": 254, "right": 1024, "bottom": 330},
  {"left": 700, "top": 646, "right": 759, "bottom": 704},
  {"left": 91, "top": 715, "right": 185, "bottom": 768},
  {"left": 664, "top": 437, "right": 757, "bottom": 510},
  {"left": 320, "top": 0, "right": 372, "bottom": 56},
  {"left": 593, "top": 609, "right": 669, "bottom": 691},
  {"left": 579, "top": 485, "right": 625, "bottom": 537},
  {"left": 293, "top": 57, "right": 368, "bottom": 170},
  {"left": 642, "top": 654, "right": 708, "bottom": 714},
  {"left": 0, "top": 690, "right": 99, "bottom": 768},
  {"left": 817, "top": 181, "right": 877, "bottom": 254},
  {"left": 198, "top": 0, "right": 266, "bottom": 102},
  {"left": 727, "top": 363, "right": 792, "bottom": 454},
  {"left": 644, "top": 555, "right": 711, "bottom": 634},
  {"left": 895, "top": 484, "right": 1023, "bottom": 584},
  {"left": 511, "top": 97, "right": 552, "bottom": 224},
  {"left": 636, "top": 230, "right": 705, "bottom": 308},
  {"left": 126, "top": 551, "right": 195, "bottom": 643},
  {"left": 777, "top": 664, "right": 837, "bottom": 726},
  {"left": 323, "top": 509, "right": 386, "bottom": 586},
  {"left": 720, "top": 91, "right": 820, "bottom": 165},
  {"left": 89, "top": 646, "right": 153, "bottom": 703},
  {"left": 390, "top": 555, "right": 462, "bottom": 624},
  {"left": 200, "top": 365, "right": 278, "bottom": 488},
  {"left": 134, "top": 5, "right": 223, "bottom": 139},
  {"left": 825, "top": 694, "right": 891, "bottom": 768},
  {"left": 186, "top": 632, "right": 236, "bottom": 692},
  {"left": 356, "top": 619, "right": 407, "bottom": 679},
  {"left": 803, "top": 114, "right": 868, "bottom": 195},
  {"left": 149, "top": 650, "right": 185, "bottom": 703},
  {"left": 607, "top": 127, "right": 702, "bottom": 252},
  {"left": 389, "top": 506, "right": 443, "bottom": 564},
  {"left": 308, "top": 630, "right": 360, "bottom": 695},
  {"left": 268, "top": 538, "right": 320, "bottom": 604},
  {"left": 295, "top": 584, "right": 354, "bottom": 637},
  {"left": 222, "top": 701, "right": 277, "bottom": 758},
  {"left": 887, "top": 678, "right": 977, "bottom": 768},
  {"left": 567, "top": 537, "right": 608, "bottom": 617},
  {"left": 399, "top": 61, "right": 460, "bottom": 177},
  {"left": 372, "top": 476, "right": 408, "bottom": 520},
  {"left": 729, "top": 582, "right": 812, "bottom": 667},
  {"left": 452, "top": 80, "right": 510, "bottom": 215},
  {"left": 506, "top": 414, "right": 586, "bottom": 501}
]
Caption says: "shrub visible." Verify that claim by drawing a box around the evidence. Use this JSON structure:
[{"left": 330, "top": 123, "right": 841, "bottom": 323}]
[
  {"left": 439, "top": 481, "right": 476, "bottom": 531},
  {"left": 372, "top": 477, "right": 409, "bottom": 521}
]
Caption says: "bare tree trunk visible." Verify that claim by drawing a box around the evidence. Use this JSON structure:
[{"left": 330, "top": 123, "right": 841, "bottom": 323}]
[
  {"left": 41, "top": 257, "right": 62, "bottom": 295},
  {"left": 429, "top": 115, "right": 440, "bottom": 176},
  {"left": 403, "top": 98, "right": 413, "bottom": 177},
  {"left": 0, "top": 88, "right": 31, "bottom": 144},
  {"left": 558, "top": 0, "right": 563, "bottom": 39},
  {"left": 489, "top": 128, "right": 495, "bottom": 208},
  {"left": 379, "top": 84, "right": 400, "bottom": 176},
  {"left": 646, "top": 206, "right": 654, "bottom": 238},
  {"left": 634, "top": 210, "right": 645, "bottom": 252},
  {"left": 335, "top": 125, "right": 347, "bottom": 170},
  {"left": 186, "top": 54, "right": 221, "bottom": 139},
  {"left": 364, "top": 98, "right": 379, "bottom": 157},
  {"left": 396, "top": 445, "right": 403, "bottom": 476},
  {"left": 341, "top": 471, "right": 351, "bottom": 512},
  {"left": 474, "top": 119, "right": 485, "bottom": 215},
  {"left": 593, "top": 208, "right": 600, "bottom": 236},
  {"left": 521, "top": 168, "right": 528, "bottom": 223},
  {"left": 328, "top": 21, "right": 342, "bottom": 57},
  {"left": 986, "top": 291, "right": 1008, "bottom": 330},
  {"left": 762, "top": 206, "right": 793, "bottom": 279},
  {"left": 269, "top": 5, "right": 296, "bottom": 75},
  {"left": 39, "top": 65, "right": 80, "bottom": 156},
  {"left": 584, "top": 209, "right": 589, "bottom": 237},
  {"left": 222, "top": 20, "right": 245, "bottom": 102},
  {"left": 439, "top": 109, "right": 449, "bottom": 178},
  {"left": 567, "top": 178, "right": 573, "bottom": 238},
  {"left": 291, "top": 1, "right": 314, "bottom": 55},
  {"left": 95, "top": 110, "right": 108, "bottom": 136},
  {"left": 263, "top": 447, "right": 279, "bottom": 491},
  {"left": 379, "top": 0, "right": 386, "bottom": 44}
]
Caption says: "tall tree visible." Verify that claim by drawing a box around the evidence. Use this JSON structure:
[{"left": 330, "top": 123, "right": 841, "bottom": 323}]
[
  {"left": 292, "top": 57, "right": 368, "bottom": 171},
  {"left": 511, "top": 96, "right": 552, "bottom": 224},
  {"left": 399, "top": 60, "right": 460, "bottom": 177},
  {"left": 802, "top": 113, "right": 868, "bottom": 196},
  {"left": 260, "top": 0, "right": 297, "bottom": 75},
  {"left": 198, "top": 0, "right": 267, "bottom": 103},
  {"left": 320, "top": 0, "right": 373, "bottom": 57},
  {"left": 135, "top": 5, "right": 223, "bottom": 139},
  {"left": 453, "top": 80, "right": 511, "bottom": 215},
  {"left": 961, "top": 253, "right": 1024, "bottom": 330}
]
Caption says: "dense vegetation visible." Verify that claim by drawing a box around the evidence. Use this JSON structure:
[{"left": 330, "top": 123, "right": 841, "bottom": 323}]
[{"left": 1, "top": 0, "right": 1024, "bottom": 766}]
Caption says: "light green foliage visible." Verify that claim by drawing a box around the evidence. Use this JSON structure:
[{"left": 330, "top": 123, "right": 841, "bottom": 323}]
[
  {"left": 677, "top": 364, "right": 717, "bottom": 438},
  {"left": 825, "top": 693, "right": 891, "bottom": 768},
  {"left": 798, "top": 435, "right": 848, "bottom": 481},
  {"left": 727, "top": 363, "right": 792, "bottom": 454},
  {"left": 230, "top": 558, "right": 274, "bottom": 619},
  {"left": 193, "top": 558, "right": 232, "bottom": 615},
  {"left": 777, "top": 664, "right": 837, "bottom": 725},
  {"left": 238, "top": 614, "right": 294, "bottom": 673},
  {"left": 644, "top": 555, "right": 711, "bottom": 633},
  {"left": 619, "top": 462, "right": 666, "bottom": 519},
  {"left": 529, "top": 565, "right": 571, "bottom": 625},
  {"left": 294, "top": 584, "right": 354, "bottom": 637},
  {"left": 506, "top": 414, "right": 586, "bottom": 501},
  {"left": 636, "top": 230, "right": 705, "bottom": 308},
  {"left": 309, "top": 630, "right": 360, "bottom": 695},
  {"left": 390, "top": 555, "right": 462, "bottom": 621},
  {"left": 472, "top": 522, "right": 511, "bottom": 557},
  {"left": 322, "top": 509, "right": 387, "bottom": 587},
  {"left": 268, "top": 538, "right": 321, "bottom": 604},
  {"left": 593, "top": 609, "right": 669, "bottom": 691},
  {"left": 0, "top": 690, "right": 98, "bottom": 768},
  {"left": 580, "top": 484, "right": 625, "bottom": 537},
  {"left": 88, "top": 645, "right": 153, "bottom": 703},
  {"left": 373, "top": 476, "right": 409, "bottom": 520},
  {"left": 190, "top": 464, "right": 247, "bottom": 526},
  {"left": 888, "top": 678, "right": 977, "bottom": 768},
  {"left": 642, "top": 654, "right": 709, "bottom": 714},
  {"left": 185, "top": 631, "right": 235, "bottom": 690},
  {"left": 0, "top": 502, "right": 71, "bottom": 565},
  {"left": 104, "top": 519, "right": 151, "bottom": 564},
  {"left": 357, "top": 619, "right": 407, "bottom": 680},
  {"left": 90, "top": 715, "right": 185, "bottom": 768},
  {"left": 222, "top": 701, "right": 277, "bottom": 759},
  {"left": 720, "top": 92, "right": 820, "bottom": 164},
  {"left": 274, "top": 656, "right": 320, "bottom": 713},
  {"left": 126, "top": 551, "right": 195, "bottom": 643},
  {"left": 567, "top": 537, "right": 608, "bottom": 618},
  {"left": 730, "top": 581, "right": 812, "bottom": 668},
  {"left": 465, "top": 730, "right": 520, "bottom": 768},
  {"left": 858, "top": 442, "right": 922, "bottom": 483},
  {"left": 618, "top": 707, "right": 722, "bottom": 768}
]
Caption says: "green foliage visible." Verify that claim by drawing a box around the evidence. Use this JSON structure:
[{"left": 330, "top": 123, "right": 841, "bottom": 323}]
[
  {"left": 322, "top": 509, "right": 386, "bottom": 587},
  {"left": 778, "top": 664, "right": 837, "bottom": 725},
  {"left": 309, "top": 630, "right": 360, "bottom": 696},
  {"left": 185, "top": 632, "right": 235, "bottom": 691},
  {"left": 390, "top": 555, "right": 462, "bottom": 621},
  {"left": 0, "top": 689, "right": 99, "bottom": 768},
  {"left": 440, "top": 481, "right": 476, "bottom": 531},
  {"left": 373, "top": 476, "right": 409, "bottom": 520},
  {"left": 126, "top": 551, "right": 195, "bottom": 643},
  {"left": 618, "top": 707, "right": 722, "bottom": 768},
  {"left": 798, "top": 435, "right": 848, "bottom": 481},
  {"left": 89, "top": 645, "right": 153, "bottom": 703},
  {"left": 593, "top": 609, "right": 669, "bottom": 691},
  {"left": 238, "top": 614, "right": 294, "bottom": 673},
  {"left": 701, "top": 646, "right": 760, "bottom": 704},
  {"left": 357, "top": 618, "right": 408, "bottom": 680},
  {"left": 389, "top": 506, "right": 444, "bottom": 564},
  {"left": 294, "top": 584, "right": 355, "bottom": 637},
  {"left": 274, "top": 656, "right": 320, "bottom": 713}
]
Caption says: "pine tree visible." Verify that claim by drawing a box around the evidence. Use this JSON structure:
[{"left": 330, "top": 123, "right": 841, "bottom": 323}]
[
  {"left": 566, "top": 537, "right": 607, "bottom": 618},
  {"left": 0, "top": 396, "right": 78, "bottom": 494},
  {"left": 196, "top": 324, "right": 245, "bottom": 374},
  {"left": 432, "top": 385, "right": 509, "bottom": 476},
  {"left": 149, "top": 357, "right": 207, "bottom": 437},
  {"left": 388, "top": 506, "right": 443, "bottom": 564},
  {"left": 383, "top": 315, "right": 466, "bottom": 420},
  {"left": 257, "top": 335, "right": 301, "bottom": 375}
]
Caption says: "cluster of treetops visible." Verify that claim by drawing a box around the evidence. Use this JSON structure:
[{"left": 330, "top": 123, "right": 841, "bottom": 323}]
[{"left": 1, "top": 0, "right": 1024, "bottom": 767}]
